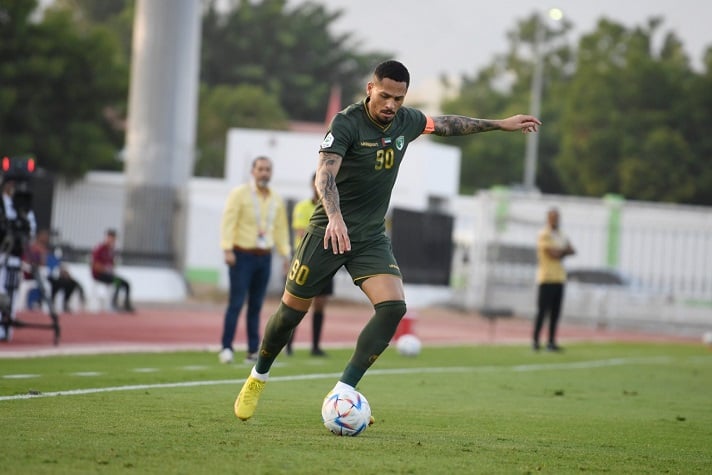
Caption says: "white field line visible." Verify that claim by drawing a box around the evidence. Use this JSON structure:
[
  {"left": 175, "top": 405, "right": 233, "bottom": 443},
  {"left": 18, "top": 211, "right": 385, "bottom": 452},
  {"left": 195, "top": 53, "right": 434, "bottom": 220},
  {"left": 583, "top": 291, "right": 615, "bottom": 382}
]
[{"left": 0, "top": 356, "right": 678, "bottom": 402}]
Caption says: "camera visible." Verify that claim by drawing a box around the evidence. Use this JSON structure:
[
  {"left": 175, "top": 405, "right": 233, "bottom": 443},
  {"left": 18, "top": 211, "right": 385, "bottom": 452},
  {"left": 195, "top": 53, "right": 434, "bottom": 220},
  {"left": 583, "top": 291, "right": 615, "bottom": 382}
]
[
  {"left": 0, "top": 155, "right": 57, "bottom": 345},
  {"left": 0, "top": 155, "right": 36, "bottom": 255}
]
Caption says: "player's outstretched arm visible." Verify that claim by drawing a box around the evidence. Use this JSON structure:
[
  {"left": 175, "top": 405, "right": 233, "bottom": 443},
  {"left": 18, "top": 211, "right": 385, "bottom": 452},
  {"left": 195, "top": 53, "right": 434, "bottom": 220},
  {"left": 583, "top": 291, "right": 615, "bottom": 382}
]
[{"left": 432, "top": 114, "right": 541, "bottom": 136}]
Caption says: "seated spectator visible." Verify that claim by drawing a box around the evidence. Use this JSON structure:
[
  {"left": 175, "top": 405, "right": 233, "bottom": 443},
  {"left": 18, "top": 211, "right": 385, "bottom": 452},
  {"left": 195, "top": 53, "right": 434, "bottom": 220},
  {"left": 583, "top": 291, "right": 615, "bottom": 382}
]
[
  {"left": 91, "top": 228, "right": 134, "bottom": 313},
  {"left": 24, "top": 229, "right": 86, "bottom": 313}
]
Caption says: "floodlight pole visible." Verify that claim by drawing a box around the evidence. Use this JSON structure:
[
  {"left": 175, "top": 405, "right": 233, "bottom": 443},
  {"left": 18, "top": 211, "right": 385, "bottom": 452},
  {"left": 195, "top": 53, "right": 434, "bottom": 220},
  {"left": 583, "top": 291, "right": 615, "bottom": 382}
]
[
  {"left": 523, "top": 15, "right": 545, "bottom": 192},
  {"left": 123, "top": 0, "right": 201, "bottom": 269}
]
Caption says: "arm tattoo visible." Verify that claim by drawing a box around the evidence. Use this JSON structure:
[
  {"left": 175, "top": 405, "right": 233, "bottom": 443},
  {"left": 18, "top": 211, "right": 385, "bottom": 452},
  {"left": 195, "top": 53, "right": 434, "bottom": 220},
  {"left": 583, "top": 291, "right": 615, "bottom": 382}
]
[
  {"left": 432, "top": 115, "right": 500, "bottom": 136},
  {"left": 317, "top": 152, "right": 343, "bottom": 216}
]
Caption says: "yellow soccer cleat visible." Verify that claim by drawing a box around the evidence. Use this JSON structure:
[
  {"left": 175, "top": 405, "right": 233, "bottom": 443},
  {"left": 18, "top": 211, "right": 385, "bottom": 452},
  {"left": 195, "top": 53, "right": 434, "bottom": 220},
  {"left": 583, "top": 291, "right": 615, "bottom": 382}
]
[
  {"left": 369, "top": 416, "right": 375, "bottom": 426},
  {"left": 234, "top": 376, "right": 266, "bottom": 421}
]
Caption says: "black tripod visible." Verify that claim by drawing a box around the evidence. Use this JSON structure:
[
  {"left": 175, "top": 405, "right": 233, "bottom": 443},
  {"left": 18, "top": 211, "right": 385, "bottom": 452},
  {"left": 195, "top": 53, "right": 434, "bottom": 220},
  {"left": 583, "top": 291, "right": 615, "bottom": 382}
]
[{"left": 0, "top": 239, "right": 60, "bottom": 346}]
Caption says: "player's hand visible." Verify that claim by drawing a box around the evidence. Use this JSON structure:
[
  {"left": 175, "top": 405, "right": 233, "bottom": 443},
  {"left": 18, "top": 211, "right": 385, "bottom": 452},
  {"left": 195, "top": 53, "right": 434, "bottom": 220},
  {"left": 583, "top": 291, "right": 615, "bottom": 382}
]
[
  {"left": 324, "top": 215, "right": 351, "bottom": 254},
  {"left": 500, "top": 114, "right": 542, "bottom": 133}
]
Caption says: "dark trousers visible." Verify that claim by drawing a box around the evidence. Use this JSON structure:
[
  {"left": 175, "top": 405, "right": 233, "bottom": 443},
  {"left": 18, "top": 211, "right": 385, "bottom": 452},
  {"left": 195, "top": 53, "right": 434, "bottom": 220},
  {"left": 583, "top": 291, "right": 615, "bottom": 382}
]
[
  {"left": 533, "top": 283, "right": 564, "bottom": 345},
  {"left": 94, "top": 272, "right": 132, "bottom": 309},
  {"left": 49, "top": 276, "right": 85, "bottom": 311},
  {"left": 221, "top": 250, "right": 272, "bottom": 353}
]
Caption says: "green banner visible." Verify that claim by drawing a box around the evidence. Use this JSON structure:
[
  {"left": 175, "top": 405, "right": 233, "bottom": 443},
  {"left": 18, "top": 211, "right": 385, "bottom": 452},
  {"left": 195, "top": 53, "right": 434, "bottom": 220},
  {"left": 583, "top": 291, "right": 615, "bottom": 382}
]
[
  {"left": 604, "top": 194, "right": 624, "bottom": 267},
  {"left": 185, "top": 267, "right": 220, "bottom": 285},
  {"left": 491, "top": 185, "right": 510, "bottom": 233}
]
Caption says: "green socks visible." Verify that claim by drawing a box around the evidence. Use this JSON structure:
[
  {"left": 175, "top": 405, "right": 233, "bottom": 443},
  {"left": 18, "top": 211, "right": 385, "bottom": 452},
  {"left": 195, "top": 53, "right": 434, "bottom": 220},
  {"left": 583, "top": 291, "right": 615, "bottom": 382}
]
[
  {"left": 340, "top": 300, "right": 406, "bottom": 387},
  {"left": 255, "top": 300, "right": 407, "bottom": 387},
  {"left": 255, "top": 303, "right": 307, "bottom": 374}
]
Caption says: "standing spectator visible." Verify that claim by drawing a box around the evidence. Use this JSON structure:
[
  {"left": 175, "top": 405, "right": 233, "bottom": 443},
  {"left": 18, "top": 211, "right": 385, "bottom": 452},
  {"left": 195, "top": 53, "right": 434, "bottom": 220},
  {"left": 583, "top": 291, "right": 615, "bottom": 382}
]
[
  {"left": 91, "top": 228, "right": 134, "bottom": 313},
  {"left": 532, "top": 208, "right": 576, "bottom": 352},
  {"left": 286, "top": 172, "right": 331, "bottom": 357},
  {"left": 219, "top": 156, "right": 290, "bottom": 364},
  {"left": 24, "top": 228, "right": 85, "bottom": 313}
]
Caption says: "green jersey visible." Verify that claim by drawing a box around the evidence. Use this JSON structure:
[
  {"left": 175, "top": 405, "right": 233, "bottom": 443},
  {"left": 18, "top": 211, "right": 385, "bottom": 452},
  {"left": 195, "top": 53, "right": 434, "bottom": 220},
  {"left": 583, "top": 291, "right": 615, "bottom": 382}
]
[{"left": 307, "top": 98, "right": 428, "bottom": 241}]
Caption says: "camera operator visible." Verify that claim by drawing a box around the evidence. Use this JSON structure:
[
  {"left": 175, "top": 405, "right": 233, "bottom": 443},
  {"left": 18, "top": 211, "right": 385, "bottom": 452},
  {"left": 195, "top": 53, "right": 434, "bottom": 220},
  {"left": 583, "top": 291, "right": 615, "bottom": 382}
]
[{"left": 0, "top": 172, "right": 37, "bottom": 341}]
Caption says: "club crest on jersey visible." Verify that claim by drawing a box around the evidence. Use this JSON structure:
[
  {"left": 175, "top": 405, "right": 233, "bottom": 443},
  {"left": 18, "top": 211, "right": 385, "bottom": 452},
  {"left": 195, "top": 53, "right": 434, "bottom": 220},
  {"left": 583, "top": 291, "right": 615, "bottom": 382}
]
[
  {"left": 395, "top": 136, "right": 405, "bottom": 150},
  {"left": 381, "top": 137, "right": 392, "bottom": 147},
  {"left": 321, "top": 132, "right": 335, "bottom": 149}
]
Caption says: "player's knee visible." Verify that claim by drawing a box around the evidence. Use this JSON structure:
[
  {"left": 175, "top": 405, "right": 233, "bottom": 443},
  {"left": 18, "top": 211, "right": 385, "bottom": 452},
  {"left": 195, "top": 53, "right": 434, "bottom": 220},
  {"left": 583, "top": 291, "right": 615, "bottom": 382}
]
[
  {"left": 374, "top": 300, "right": 407, "bottom": 324},
  {"left": 274, "top": 302, "right": 307, "bottom": 330}
]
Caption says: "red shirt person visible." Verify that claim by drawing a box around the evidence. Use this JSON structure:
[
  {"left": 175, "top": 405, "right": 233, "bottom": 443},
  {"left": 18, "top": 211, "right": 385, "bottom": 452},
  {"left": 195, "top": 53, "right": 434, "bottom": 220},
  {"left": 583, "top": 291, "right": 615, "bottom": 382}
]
[{"left": 91, "top": 229, "right": 134, "bottom": 313}]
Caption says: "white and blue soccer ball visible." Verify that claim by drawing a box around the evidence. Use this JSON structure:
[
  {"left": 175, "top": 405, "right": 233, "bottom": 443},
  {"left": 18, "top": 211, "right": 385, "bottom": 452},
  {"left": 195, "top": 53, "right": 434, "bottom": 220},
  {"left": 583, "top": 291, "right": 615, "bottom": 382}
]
[
  {"left": 702, "top": 331, "right": 712, "bottom": 346},
  {"left": 396, "top": 334, "right": 422, "bottom": 357},
  {"left": 321, "top": 389, "right": 372, "bottom": 436}
]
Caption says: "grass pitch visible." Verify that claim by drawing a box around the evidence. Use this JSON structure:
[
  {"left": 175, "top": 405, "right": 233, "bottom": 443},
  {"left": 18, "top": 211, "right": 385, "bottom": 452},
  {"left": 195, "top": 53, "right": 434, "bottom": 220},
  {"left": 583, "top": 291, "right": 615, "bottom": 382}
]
[{"left": 1, "top": 342, "right": 711, "bottom": 474}]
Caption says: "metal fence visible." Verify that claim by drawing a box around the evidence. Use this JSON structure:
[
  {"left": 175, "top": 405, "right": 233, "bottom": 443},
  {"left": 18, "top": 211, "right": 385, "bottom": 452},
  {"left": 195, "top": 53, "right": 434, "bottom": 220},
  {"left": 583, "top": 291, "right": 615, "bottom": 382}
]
[
  {"left": 448, "top": 190, "right": 712, "bottom": 334},
  {"left": 49, "top": 173, "right": 174, "bottom": 266}
]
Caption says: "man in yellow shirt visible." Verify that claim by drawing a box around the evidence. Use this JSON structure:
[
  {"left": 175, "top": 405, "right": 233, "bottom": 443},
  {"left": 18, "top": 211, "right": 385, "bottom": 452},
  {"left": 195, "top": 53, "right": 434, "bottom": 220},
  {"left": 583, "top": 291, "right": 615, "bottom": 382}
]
[
  {"left": 533, "top": 207, "right": 575, "bottom": 352},
  {"left": 285, "top": 173, "right": 331, "bottom": 357},
  {"left": 219, "top": 156, "right": 290, "bottom": 364}
]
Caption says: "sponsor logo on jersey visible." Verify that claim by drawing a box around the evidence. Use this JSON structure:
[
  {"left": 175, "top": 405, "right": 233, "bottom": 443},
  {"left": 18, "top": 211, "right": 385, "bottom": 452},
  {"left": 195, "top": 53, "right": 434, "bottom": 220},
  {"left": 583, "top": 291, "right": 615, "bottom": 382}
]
[
  {"left": 321, "top": 133, "right": 335, "bottom": 149},
  {"left": 359, "top": 141, "right": 380, "bottom": 147},
  {"left": 395, "top": 136, "right": 405, "bottom": 151}
]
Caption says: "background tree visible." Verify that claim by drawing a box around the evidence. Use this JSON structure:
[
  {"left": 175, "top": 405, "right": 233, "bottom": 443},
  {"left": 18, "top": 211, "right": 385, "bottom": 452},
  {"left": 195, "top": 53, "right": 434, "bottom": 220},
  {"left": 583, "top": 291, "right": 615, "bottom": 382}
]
[
  {"left": 442, "top": 13, "right": 712, "bottom": 205},
  {"left": 55, "top": 0, "right": 135, "bottom": 65},
  {"left": 200, "top": 0, "right": 390, "bottom": 123},
  {"left": 557, "top": 18, "right": 697, "bottom": 203},
  {"left": 686, "top": 48, "right": 712, "bottom": 205},
  {"left": 4, "top": 0, "right": 711, "bottom": 204},
  {"left": 195, "top": 84, "right": 289, "bottom": 177},
  {"left": 438, "top": 13, "right": 575, "bottom": 195},
  {"left": 0, "top": 0, "right": 128, "bottom": 178}
]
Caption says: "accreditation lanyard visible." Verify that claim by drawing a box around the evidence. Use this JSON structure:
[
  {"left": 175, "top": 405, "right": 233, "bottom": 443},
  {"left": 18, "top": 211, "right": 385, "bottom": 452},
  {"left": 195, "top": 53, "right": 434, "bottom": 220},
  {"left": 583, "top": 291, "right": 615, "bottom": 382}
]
[{"left": 251, "top": 188, "right": 277, "bottom": 249}]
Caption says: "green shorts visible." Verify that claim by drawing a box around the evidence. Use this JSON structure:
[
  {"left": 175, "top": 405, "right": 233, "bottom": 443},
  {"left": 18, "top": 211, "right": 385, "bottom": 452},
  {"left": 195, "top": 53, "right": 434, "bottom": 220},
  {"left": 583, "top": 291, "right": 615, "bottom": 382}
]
[{"left": 285, "top": 231, "right": 402, "bottom": 300}]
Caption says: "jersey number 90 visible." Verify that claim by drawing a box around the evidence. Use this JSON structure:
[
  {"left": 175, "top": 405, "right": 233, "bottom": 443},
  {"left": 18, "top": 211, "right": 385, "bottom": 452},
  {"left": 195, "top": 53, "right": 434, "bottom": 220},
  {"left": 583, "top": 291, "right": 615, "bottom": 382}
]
[
  {"left": 375, "top": 148, "right": 394, "bottom": 170},
  {"left": 289, "top": 259, "right": 309, "bottom": 285}
]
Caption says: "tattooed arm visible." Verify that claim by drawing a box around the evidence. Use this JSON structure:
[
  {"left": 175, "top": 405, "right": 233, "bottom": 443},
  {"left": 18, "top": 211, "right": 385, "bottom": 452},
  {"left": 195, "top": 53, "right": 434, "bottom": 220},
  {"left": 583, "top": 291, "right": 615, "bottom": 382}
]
[
  {"left": 432, "top": 114, "right": 541, "bottom": 136},
  {"left": 316, "top": 151, "right": 351, "bottom": 254},
  {"left": 316, "top": 151, "right": 343, "bottom": 217}
]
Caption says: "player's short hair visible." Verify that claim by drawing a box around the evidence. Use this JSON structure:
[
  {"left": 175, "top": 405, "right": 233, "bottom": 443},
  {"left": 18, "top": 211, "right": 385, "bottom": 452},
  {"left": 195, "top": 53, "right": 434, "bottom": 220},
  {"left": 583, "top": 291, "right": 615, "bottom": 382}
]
[{"left": 374, "top": 60, "right": 410, "bottom": 88}]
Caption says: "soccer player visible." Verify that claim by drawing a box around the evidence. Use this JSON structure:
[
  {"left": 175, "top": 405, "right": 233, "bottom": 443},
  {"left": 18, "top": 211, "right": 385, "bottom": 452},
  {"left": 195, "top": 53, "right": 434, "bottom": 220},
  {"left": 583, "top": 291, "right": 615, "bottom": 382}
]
[{"left": 235, "top": 60, "right": 541, "bottom": 421}]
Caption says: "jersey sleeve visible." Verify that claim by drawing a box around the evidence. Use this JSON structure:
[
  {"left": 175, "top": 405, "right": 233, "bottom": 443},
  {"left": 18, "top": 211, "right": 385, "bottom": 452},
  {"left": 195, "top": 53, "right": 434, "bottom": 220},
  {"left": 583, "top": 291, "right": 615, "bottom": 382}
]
[
  {"left": 319, "top": 113, "right": 355, "bottom": 157},
  {"left": 401, "top": 107, "right": 431, "bottom": 139}
]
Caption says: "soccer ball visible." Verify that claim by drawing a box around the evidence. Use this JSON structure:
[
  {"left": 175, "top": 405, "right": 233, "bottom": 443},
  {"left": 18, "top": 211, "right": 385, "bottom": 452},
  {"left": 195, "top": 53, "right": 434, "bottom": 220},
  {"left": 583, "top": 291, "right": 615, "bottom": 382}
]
[
  {"left": 396, "top": 334, "right": 422, "bottom": 357},
  {"left": 702, "top": 331, "right": 712, "bottom": 346},
  {"left": 321, "top": 389, "right": 372, "bottom": 436}
]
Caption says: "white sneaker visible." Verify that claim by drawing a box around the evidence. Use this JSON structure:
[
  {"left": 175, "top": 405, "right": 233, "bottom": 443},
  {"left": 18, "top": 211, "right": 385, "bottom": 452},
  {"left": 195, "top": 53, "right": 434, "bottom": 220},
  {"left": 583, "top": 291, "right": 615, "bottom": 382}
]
[{"left": 218, "top": 348, "right": 234, "bottom": 364}]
